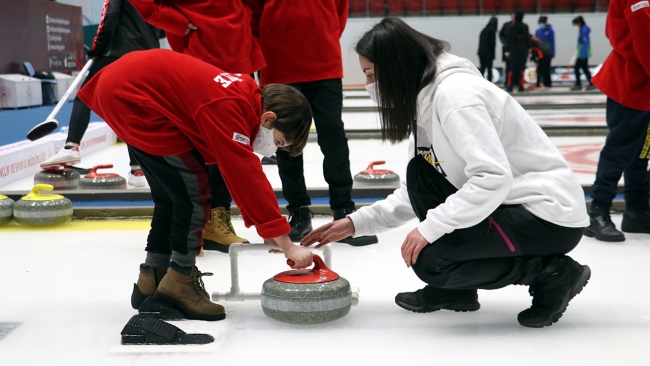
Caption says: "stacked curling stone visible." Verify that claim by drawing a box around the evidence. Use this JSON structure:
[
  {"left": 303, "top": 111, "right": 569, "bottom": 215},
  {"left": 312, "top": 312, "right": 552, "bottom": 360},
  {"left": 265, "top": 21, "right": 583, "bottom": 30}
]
[
  {"left": 13, "top": 184, "right": 73, "bottom": 226},
  {"left": 261, "top": 255, "right": 352, "bottom": 324},
  {"left": 353, "top": 160, "right": 400, "bottom": 186},
  {"left": 34, "top": 167, "right": 80, "bottom": 190},
  {"left": 0, "top": 194, "right": 15, "bottom": 225},
  {"left": 79, "top": 164, "right": 127, "bottom": 190}
]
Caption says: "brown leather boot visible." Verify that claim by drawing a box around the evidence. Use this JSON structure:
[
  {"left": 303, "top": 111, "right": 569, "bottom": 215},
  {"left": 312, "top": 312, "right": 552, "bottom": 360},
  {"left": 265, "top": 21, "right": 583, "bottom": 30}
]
[
  {"left": 153, "top": 266, "right": 226, "bottom": 321},
  {"left": 202, "top": 207, "right": 249, "bottom": 253},
  {"left": 131, "top": 265, "right": 168, "bottom": 309}
]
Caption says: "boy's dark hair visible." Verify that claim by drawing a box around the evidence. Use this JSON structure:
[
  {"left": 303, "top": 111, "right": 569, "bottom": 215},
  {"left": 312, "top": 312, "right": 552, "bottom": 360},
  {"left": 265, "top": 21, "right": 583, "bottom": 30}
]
[
  {"left": 572, "top": 16, "right": 585, "bottom": 26},
  {"left": 487, "top": 16, "right": 498, "bottom": 29},
  {"left": 515, "top": 10, "right": 524, "bottom": 22},
  {"left": 538, "top": 16, "right": 548, "bottom": 24},
  {"left": 261, "top": 84, "right": 312, "bottom": 156},
  {"left": 355, "top": 17, "right": 449, "bottom": 143}
]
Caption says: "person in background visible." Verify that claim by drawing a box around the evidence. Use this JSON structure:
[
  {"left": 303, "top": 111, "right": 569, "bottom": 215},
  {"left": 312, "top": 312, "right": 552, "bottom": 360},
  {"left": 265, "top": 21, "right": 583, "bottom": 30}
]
[
  {"left": 534, "top": 16, "right": 554, "bottom": 88},
  {"left": 584, "top": 0, "right": 650, "bottom": 242},
  {"left": 40, "top": 0, "right": 164, "bottom": 187},
  {"left": 530, "top": 36, "right": 553, "bottom": 89},
  {"left": 303, "top": 18, "right": 591, "bottom": 328},
  {"left": 246, "top": 0, "right": 378, "bottom": 246},
  {"left": 130, "top": 0, "right": 267, "bottom": 252},
  {"left": 498, "top": 13, "right": 515, "bottom": 87},
  {"left": 506, "top": 11, "right": 530, "bottom": 93},
  {"left": 571, "top": 16, "right": 597, "bottom": 91},
  {"left": 477, "top": 17, "right": 498, "bottom": 82}
]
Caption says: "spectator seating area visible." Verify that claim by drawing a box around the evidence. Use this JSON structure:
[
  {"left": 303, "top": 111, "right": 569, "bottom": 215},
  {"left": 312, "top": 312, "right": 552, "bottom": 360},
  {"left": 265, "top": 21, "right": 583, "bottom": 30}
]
[{"left": 349, "top": 0, "right": 609, "bottom": 16}]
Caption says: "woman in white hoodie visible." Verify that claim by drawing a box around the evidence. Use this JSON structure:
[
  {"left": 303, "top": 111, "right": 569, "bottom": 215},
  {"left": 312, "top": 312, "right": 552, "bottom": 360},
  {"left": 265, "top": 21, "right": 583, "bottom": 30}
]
[{"left": 302, "top": 18, "right": 591, "bottom": 328}]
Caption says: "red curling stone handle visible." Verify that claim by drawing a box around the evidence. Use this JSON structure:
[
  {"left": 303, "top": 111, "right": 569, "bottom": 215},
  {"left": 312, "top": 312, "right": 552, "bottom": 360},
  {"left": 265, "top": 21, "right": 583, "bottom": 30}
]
[
  {"left": 360, "top": 160, "right": 394, "bottom": 175},
  {"left": 85, "top": 164, "right": 119, "bottom": 178}
]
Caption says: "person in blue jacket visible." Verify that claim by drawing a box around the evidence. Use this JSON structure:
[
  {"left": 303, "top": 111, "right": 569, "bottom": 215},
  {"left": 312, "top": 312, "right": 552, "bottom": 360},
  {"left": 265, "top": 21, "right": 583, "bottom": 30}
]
[
  {"left": 571, "top": 16, "right": 597, "bottom": 91},
  {"left": 535, "top": 16, "right": 554, "bottom": 88}
]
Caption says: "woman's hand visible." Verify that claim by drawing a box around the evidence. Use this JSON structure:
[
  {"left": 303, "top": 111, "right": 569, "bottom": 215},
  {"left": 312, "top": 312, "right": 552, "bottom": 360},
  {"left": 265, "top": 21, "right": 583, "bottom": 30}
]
[
  {"left": 401, "top": 227, "right": 429, "bottom": 267},
  {"left": 272, "top": 234, "right": 313, "bottom": 269},
  {"left": 185, "top": 22, "right": 197, "bottom": 35},
  {"left": 301, "top": 218, "right": 355, "bottom": 248}
]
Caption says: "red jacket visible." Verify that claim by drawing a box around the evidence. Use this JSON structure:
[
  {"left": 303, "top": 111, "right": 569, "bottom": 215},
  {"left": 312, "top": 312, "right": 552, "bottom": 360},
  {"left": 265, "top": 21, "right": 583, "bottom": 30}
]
[
  {"left": 591, "top": 0, "right": 650, "bottom": 110},
  {"left": 130, "top": 0, "right": 265, "bottom": 74},
  {"left": 246, "top": 0, "right": 348, "bottom": 85},
  {"left": 77, "top": 50, "right": 289, "bottom": 239}
]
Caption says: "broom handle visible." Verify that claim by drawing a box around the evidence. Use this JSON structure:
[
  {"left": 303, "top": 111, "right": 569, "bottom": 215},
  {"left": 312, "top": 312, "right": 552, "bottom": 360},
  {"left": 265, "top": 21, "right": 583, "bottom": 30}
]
[{"left": 44, "top": 58, "right": 95, "bottom": 122}]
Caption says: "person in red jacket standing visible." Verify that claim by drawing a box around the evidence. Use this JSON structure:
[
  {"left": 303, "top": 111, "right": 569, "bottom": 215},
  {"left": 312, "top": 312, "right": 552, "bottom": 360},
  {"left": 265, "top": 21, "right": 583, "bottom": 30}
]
[
  {"left": 247, "top": 0, "right": 377, "bottom": 246},
  {"left": 585, "top": 0, "right": 650, "bottom": 242},
  {"left": 77, "top": 49, "right": 313, "bottom": 320},
  {"left": 130, "top": 0, "right": 266, "bottom": 252}
]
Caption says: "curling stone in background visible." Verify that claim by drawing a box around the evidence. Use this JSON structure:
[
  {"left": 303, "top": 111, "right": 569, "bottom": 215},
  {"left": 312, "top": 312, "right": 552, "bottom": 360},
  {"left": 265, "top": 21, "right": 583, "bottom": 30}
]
[
  {"left": 353, "top": 160, "right": 400, "bottom": 186},
  {"left": 79, "top": 164, "right": 127, "bottom": 190},
  {"left": 13, "top": 184, "right": 73, "bottom": 226},
  {"left": 0, "top": 195, "right": 15, "bottom": 225},
  {"left": 34, "top": 167, "right": 80, "bottom": 190},
  {"left": 261, "top": 255, "right": 351, "bottom": 324}
]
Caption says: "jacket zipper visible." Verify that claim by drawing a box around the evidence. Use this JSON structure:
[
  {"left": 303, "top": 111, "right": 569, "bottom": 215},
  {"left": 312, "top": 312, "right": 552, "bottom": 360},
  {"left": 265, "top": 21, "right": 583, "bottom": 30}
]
[{"left": 487, "top": 216, "right": 515, "bottom": 252}]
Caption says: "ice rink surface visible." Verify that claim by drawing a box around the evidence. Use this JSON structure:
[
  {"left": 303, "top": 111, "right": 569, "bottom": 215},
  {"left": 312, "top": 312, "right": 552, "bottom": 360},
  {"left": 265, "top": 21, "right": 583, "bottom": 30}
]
[{"left": 0, "top": 214, "right": 649, "bottom": 366}]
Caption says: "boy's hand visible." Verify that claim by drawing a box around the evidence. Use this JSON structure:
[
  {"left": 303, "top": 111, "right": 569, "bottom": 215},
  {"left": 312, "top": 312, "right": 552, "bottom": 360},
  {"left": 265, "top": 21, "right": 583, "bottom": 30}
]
[
  {"left": 401, "top": 228, "right": 429, "bottom": 268},
  {"left": 272, "top": 234, "right": 313, "bottom": 269},
  {"left": 185, "top": 22, "right": 198, "bottom": 35},
  {"left": 301, "top": 218, "right": 355, "bottom": 248}
]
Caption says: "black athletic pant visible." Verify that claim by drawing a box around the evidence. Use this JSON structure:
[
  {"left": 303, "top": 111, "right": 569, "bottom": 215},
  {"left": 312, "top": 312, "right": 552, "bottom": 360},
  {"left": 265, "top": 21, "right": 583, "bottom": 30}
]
[
  {"left": 276, "top": 78, "right": 354, "bottom": 212},
  {"left": 591, "top": 98, "right": 650, "bottom": 211},
  {"left": 128, "top": 146, "right": 210, "bottom": 269},
  {"left": 574, "top": 58, "right": 592, "bottom": 87},
  {"left": 536, "top": 58, "right": 552, "bottom": 87},
  {"left": 67, "top": 55, "right": 138, "bottom": 166},
  {"left": 507, "top": 55, "right": 527, "bottom": 89},
  {"left": 407, "top": 155, "right": 584, "bottom": 290},
  {"left": 207, "top": 164, "right": 231, "bottom": 209},
  {"left": 479, "top": 56, "right": 493, "bottom": 82}
]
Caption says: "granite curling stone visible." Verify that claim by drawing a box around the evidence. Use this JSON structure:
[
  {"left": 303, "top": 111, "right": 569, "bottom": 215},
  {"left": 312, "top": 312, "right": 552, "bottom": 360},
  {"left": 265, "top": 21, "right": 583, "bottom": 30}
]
[
  {"left": 0, "top": 194, "right": 15, "bottom": 225},
  {"left": 13, "top": 184, "right": 73, "bottom": 226},
  {"left": 34, "top": 167, "right": 80, "bottom": 190},
  {"left": 353, "top": 160, "right": 400, "bottom": 186},
  {"left": 261, "top": 255, "right": 351, "bottom": 324},
  {"left": 78, "top": 164, "right": 126, "bottom": 190}
]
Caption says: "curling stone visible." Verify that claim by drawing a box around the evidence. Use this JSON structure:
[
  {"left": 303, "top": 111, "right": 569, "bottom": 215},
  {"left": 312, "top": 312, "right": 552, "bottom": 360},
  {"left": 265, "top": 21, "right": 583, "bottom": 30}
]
[
  {"left": 353, "top": 160, "right": 400, "bottom": 186},
  {"left": 13, "top": 184, "right": 73, "bottom": 226},
  {"left": 78, "top": 164, "right": 127, "bottom": 190},
  {"left": 261, "top": 255, "right": 351, "bottom": 324},
  {"left": 34, "top": 167, "right": 80, "bottom": 190},
  {"left": 0, "top": 194, "right": 15, "bottom": 225}
]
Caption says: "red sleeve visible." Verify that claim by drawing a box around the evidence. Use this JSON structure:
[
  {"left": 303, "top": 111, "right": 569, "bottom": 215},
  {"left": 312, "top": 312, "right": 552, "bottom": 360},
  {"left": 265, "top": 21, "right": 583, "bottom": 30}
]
[
  {"left": 337, "top": 0, "right": 348, "bottom": 36},
  {"left": 129, "top": 0, "right": 189, "bottom": 37},
  {"left": 243, "top": 0, "right": 264, "bottom": 38},
  {"left": 196, "top": 98, "right": 290, "bottom": 239},
  {"left": 626, "top": 0, "right": 650, "bottom": 77}
]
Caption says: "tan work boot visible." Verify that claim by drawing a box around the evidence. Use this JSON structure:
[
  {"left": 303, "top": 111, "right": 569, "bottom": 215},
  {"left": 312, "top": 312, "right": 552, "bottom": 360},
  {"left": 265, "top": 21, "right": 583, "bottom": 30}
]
[
  {"left": 131, "top": 264, "right": 168, "bottom": 309},
  {"left": 202, "top": 207, "right": 249, "bottom": 253},
  {"left": 153, "top": 266, "right": 226, "bottom": 321}
]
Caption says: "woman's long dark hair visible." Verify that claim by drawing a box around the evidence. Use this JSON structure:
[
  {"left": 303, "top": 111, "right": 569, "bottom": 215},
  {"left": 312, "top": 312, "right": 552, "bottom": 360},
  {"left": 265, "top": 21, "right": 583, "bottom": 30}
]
[{"left": 355, "top": 18, "right": 449, "bottom": 143}]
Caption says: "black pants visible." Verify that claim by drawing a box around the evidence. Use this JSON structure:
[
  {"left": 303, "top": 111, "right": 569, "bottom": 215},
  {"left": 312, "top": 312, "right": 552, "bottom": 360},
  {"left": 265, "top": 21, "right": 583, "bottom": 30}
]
[
  {"left": 536, "top": 58, "right": 552, "bottom": 87},
  {"left": 207, "top": 164, "right": 231, "bottom": 209},
  {"left": 507, "top": 55, "right": 527, "bottom": 89},
  {"left": 478, "top": 56, "right": 493, "bottom": 82},
  {"left": 407, "top": 155, "right": 584, "bottom": 290},
  {"left": 128, "top": 146, "right": 210, "bottom": 268},
  {"left": 591, "top": 98, "right": 650, "bottom": 210},
  {"left": 276, "top": 78, "right": 354, "bottom": 212},
  {"left": 67, "top": 55, "right": 138, "bottom": 166},
  {"left": 574, "top": 58, "right": 591, "bottom": 86}
]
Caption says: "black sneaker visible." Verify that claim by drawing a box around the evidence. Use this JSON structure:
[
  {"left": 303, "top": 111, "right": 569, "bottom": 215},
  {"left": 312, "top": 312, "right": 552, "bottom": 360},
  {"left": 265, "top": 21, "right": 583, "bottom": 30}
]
[
  {"left": 261, "top": 155, "right": 277, "bottom": 165},
  {"left": 584, "top": 203, "right": 625, "bottom": 242},
  {"left": 287, "top": 206, "right": 313, "bottom": 242},
  {"left": 569, "top": 85, "right": 582, "bottom": 91},
  {"left": 395, "top": 286, "right": 480, "bottom": 313},
  {"left": 585, "top": 84, "right": 598, "bottom": 91},
  {"left": 517, "top": 255, "right": 591, "bottom": 328},
  {"left": 621, "top": 210, "right": 650, "bottom": 234},
  {"left": 332, "top": 208, "right": 378, "bottom": 246}
]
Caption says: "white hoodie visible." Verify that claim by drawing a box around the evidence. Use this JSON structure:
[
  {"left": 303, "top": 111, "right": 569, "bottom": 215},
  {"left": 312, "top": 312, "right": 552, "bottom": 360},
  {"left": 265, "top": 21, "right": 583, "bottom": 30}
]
[{"left": 349, "top": 53, "right": 589, "bottom": 243}]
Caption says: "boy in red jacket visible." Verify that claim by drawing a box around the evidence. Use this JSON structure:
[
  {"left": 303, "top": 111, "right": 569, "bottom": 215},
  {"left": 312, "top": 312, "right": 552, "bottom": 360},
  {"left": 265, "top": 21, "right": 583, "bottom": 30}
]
[
  {"left": 246, "top": 0, "right": 377, "bottom": 246},
  {"left": 77, "top": 49, "right": 313, "bottom": 321},
  {"left": 585, "top": 0, "right": 650, "bottom": 242},
  {"left": 130, "top": 0, "right": 266, "bottom": 252}
]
